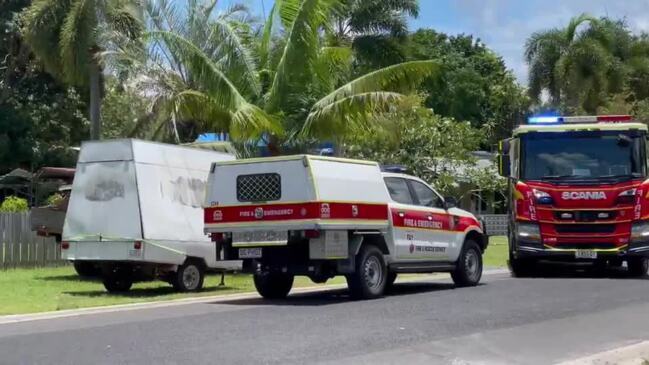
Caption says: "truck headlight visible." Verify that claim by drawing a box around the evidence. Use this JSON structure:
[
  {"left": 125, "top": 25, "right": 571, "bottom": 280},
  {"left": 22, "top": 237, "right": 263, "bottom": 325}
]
[
  {"left": 516, "top": 222, "right": 540, "bottom": 241},
  {"left": 631, "top": 221, "right": 649, "bottom": 242}
]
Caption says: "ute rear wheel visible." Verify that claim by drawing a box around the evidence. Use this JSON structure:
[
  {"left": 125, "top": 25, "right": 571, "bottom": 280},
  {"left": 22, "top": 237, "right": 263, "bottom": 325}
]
[
  {"left": 254, "top": 271, "right": 294, "bottom": 299},
  {"left": 628, "top": 257, "right": 649, "bottom": 277},
  {"left": 347, "top": 245, "right": 387, "bottom": 299},
  {"left": 173, "top": 260, "right": 205, "bottom": 292},
  {"left": 452, "top": 240, "right": 483, "bottom": 287}
]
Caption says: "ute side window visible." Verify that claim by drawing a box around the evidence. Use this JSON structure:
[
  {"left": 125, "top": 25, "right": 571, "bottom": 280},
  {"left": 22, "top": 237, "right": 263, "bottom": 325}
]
[
  {"left": 409, "top": 180, "right": 444, "bottom": 208},
  {"left": 384, "top": 177, "right": 415, "bottom": 205}
]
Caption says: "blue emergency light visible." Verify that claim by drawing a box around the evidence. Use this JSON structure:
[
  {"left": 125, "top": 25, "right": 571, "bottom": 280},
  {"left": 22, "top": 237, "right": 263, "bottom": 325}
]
[{"left": 527, "top": 115, "right": 632, "bottom": 125}]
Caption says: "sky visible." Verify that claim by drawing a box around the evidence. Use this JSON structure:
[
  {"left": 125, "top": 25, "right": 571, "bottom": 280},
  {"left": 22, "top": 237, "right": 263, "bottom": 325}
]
[{"left": 218, "top": 0, "right": 649, "bottom": 85}]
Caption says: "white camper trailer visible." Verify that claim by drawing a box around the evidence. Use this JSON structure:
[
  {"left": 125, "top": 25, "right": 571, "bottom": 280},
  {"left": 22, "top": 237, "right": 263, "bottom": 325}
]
[{"left": 62, "top": 139, "right": 235, "bottom": 292}]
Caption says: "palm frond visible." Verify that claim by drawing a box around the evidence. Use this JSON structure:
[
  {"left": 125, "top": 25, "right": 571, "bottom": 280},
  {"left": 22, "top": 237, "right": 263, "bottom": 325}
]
[
  {"left": 302, "top": 91, "right": 404, "bottom": 138},
  {"left": 259, "top": 0, "right": 301, "bottom": 68},
  {"left": 145, "top": 30, "right": 244, "bottom": 109},
  {"left": 312, "top": 60, "right": 440, "bottom": 110},
  {"left": 59, "top": 0, "right": 96, "bottom": 86},
  {"left": 22, "top": 0, "right": 70, "bottom": 80},
  {"left": 565, "top": 13, "right": 598, "bottom": 43},
  {"left": 209, "top": 18, "right": 260, "bottom": 97},
  {"left": 266, "top": 0, "right": 341, "bottom": 113}
]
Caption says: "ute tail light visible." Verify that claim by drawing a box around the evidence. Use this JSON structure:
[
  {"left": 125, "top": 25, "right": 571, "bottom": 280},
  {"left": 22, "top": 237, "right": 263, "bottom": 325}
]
[
  {"left": 133, "top": 240, "right": 142, "bottom": 250},
  {"left": 617, "top": 188, "right": 637, "bottom": 205},
  {"left": 304, "top": 230, "right": 321, "bottom": 239},
  {"left": 61, "top": 241, "right": 70, "bottom": 250}
]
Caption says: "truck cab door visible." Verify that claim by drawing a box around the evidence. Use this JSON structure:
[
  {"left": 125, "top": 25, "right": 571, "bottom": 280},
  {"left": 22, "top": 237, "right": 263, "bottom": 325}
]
[{"left": 384, "top": 177, "right": 451, "bottom": 261}]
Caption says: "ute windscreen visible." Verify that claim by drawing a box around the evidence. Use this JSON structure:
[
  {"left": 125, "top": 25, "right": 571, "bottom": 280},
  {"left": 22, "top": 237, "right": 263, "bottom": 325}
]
[
  {"left": 521, "top": 131, "right": 645, "bottom": 181},
  {"left": 236, "top": 173, "right": 281, "bottom": 202}
]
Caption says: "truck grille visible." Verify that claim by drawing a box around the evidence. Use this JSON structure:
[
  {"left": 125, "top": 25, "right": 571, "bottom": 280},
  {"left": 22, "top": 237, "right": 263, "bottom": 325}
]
[
  {"left": 554, "top": 224, "right": 616, "bottom": 234},
  {"left": 236, "top": 173, "right": 281, "bottom": 202}
]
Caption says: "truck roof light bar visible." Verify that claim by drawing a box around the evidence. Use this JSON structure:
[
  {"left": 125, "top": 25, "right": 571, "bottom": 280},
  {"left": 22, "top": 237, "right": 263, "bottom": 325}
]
[
  {"left": 380, "top": 165, "right": 410, "bottom": 174},
  {"left": 527, "top": 115, "right": 633, "bottom": 125}
]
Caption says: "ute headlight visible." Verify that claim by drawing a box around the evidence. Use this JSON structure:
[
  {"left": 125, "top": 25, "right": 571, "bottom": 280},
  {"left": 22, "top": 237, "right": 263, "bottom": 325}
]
[
  {"left": 533, "top": 189, "right": 553, "bottom": 204},
  {"left": 516, "top": 222, "right": 541, "bottom": 241},
  {"left": 631, "top": 221, "right": 649, "bottom": 242}
]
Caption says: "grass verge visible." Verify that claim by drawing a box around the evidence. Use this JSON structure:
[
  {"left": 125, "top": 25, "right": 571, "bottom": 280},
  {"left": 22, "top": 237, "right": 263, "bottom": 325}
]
[{"left": 0, "top": 236, "right": 508, "bottom": 315}]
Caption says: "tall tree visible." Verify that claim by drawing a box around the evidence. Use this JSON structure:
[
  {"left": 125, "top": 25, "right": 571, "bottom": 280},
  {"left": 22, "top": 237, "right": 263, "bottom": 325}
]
[
  {"left": 329, "top": 0, "right": 419, "bottom": 71},
  {"left": 525, "top": 14, "right": 631, "bottom": 113},
  {"left": 129, "top": 0, "right": 439, "bottom": 153},
  {"left": 21, "top": 0, "right": 141, "bottom": 140}
]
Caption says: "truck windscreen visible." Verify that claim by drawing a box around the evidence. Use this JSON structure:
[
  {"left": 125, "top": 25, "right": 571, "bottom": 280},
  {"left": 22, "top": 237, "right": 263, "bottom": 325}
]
[{"left": 521, "top": 131, "right": 645, "bottom": 181}]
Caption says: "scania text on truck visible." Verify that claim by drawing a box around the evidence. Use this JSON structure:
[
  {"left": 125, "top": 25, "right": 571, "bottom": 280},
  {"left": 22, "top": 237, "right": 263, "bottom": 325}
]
[
  {"left": 203, "top": 155, "right": 487, "bottom": 300},
  {"left": 499, "top": 115, "right": 649, "bottom": 276}
]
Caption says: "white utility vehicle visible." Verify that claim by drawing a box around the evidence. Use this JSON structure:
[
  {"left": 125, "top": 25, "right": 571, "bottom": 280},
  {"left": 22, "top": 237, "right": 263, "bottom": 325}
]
[
  {"left": 204, "top": 155, "right": 487, "bottom": 299},
  {"left": 62, "top": 139, "right": 235, "bottom": 292}
]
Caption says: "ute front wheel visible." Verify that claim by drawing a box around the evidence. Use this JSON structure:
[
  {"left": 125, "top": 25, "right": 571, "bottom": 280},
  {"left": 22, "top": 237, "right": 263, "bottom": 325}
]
[
  {"left": 254, "top": 271, "right": 294, "bottom": 299},
  {"left": 347, "top": 245, "right": 387, "bottom": 299},
  {"left": 452, "top": 240, "right": 483, "bottom": 287}
]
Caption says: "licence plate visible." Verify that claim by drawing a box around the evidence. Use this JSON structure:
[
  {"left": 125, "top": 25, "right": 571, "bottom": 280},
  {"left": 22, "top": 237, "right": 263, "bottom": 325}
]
[
  {"left": 239, "top": 247, "right": 262, "bottom": 259},
  {"left": 232, "top": 230, "right": 288, "bottom": 246},
  {"left": 575, "top": 250, "right": 597, "bottom": 259}
]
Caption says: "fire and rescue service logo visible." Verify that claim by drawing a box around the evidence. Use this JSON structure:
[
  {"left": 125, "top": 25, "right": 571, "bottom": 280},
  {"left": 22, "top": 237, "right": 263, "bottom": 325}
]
[
  {"left": 320, "top": 203, "right": 331, "bottom": 218},
  {"left": 351, "top": 205, "right": 359, "bottom": 217},
  {"left": 300, "top": 207, "right": 308, "bottom": 217},
  {"left": 254, "top": 207, "right": 264, "bottom": 219},
  {"left": 212, "top": 210, "right": 223, "bottom": 221}
]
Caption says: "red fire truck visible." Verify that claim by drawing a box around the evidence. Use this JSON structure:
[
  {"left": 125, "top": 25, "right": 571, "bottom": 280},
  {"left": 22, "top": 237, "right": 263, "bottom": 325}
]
[{"left": 499, "top": 115, "right": 649, "bottom": 277}]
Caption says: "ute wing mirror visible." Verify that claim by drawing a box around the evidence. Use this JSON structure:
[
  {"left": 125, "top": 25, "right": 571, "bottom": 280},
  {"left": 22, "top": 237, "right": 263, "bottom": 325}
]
[
  {"left": 444, "top": 196, "right": 458, "bottom": 210},
  {"left": 498, "top": 139, "right": 511, "bottom": 178}
]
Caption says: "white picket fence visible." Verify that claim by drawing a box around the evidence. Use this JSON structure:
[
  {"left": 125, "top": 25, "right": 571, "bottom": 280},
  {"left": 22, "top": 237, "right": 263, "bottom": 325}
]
[{"left": 0, "top": 212, "right": 64, "bottom": 269}]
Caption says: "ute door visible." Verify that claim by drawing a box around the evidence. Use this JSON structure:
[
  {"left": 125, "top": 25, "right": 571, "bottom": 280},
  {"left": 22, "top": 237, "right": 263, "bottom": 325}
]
[{"left": 406, "top": 179, "right": 454, "bottom": 261}]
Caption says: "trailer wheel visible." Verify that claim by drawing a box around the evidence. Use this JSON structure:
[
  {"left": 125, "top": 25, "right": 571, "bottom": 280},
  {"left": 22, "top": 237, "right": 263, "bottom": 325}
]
[
  {"left": 103, "top": 274, "right": 133, "bottom": 293},
  {"left": 628, "top": 257, "right": 648, "bottom": 277},
  {"left": 74, "top": 261, "right": 100, "bottom": 277},
  {"left": 347, "top": 245, "right": 387, "bottom": 299},
  {"left": 253, "top": 271, "right": 294, "bottom": 299},
  {"left": 452, "top": 240, "right": 483, "bottom": 287},
  {"left": 173, "top": 260, "right": 205, "bottom": 292}
]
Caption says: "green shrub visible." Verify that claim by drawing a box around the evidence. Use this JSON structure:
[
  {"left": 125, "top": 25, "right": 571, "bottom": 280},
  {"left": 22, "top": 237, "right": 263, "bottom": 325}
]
[
  {"left": 0, "top": 196, "right": 29, "bottom": 212},
  {"left": 46, "top": 193, "right": 64, "bottom": 206}
]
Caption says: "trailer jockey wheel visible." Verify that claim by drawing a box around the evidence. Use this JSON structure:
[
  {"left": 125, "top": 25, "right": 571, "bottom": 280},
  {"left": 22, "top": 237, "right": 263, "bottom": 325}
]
[{"left": 173, "top": 260, "right": 205, "bottom": 292}]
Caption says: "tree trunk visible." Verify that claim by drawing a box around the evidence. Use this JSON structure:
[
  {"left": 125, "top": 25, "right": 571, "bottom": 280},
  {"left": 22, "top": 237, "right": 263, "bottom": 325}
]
[{"left": 89, "top": 57, "right": 102, "bottom": 140}]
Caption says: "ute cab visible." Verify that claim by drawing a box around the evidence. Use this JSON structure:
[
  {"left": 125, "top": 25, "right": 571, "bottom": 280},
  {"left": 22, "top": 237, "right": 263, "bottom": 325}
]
[
  {"left": 204, "top": 155, "right": 486, "bottom": 300},
  {"left": 499, "top": 115, "right": 649, "bottom": 276}
]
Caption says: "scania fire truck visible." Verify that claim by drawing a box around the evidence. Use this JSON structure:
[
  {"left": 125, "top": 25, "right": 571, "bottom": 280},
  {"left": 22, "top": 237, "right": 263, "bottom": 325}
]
[{"left": 499, "top": 115, "right": 649, "bottom": 276}]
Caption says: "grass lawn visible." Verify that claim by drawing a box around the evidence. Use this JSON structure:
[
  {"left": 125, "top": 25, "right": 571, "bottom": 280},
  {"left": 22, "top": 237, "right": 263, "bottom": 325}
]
[{"left": 0, "top": 236, "right": 509, "bottom": 316}]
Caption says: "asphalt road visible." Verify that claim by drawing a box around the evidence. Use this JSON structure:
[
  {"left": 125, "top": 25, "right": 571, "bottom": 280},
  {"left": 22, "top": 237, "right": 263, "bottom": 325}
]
[{"left": 2, "top": 268, "right": 649, "bottom": 365}]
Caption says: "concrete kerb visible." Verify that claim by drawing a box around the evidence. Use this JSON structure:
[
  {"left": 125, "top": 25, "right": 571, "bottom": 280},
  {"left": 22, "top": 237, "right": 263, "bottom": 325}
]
[{"left": 0, "top": 268, "right": 509, "bottom": 325}]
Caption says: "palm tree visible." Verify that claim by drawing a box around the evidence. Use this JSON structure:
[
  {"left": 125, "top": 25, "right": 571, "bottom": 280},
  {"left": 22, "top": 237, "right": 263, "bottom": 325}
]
[
  {"left": 21, "top": 0, "right": 141, "bottom": 140},
  {"left": 525, "top": 14, "right": 631, "bottom": 113},
  {"left": 330, "top": 0, "right": 419, "bottom": 70},
  {"left": 130, "top": 0, "right": 439, "bottom": 152}
]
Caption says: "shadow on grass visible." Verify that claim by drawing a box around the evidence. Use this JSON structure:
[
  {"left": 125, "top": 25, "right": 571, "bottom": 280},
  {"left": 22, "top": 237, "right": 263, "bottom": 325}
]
[
  {"left": 37, "top": 274, "right": 102, "bottom": 282},
  {"left": 217, "top": 281, "right": 460, "bottom": 307},
  {"left": 62, "top": 284, "right": 240, "bottom": 298}
]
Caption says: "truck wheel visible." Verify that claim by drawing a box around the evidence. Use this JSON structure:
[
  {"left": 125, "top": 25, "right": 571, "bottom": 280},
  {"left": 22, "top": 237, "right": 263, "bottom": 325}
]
[
  {"left": 347, "top": 245, "right": 387, "bottom": 299},
  {"left": 253, "top": 271, "right": 294, "bottom": 299},
  {"left": 74, "top": 261, "right": 100, "bottom": 277},
  {"left": 173, "top": 260, "right": 205, "bottom": 292},
  {"left": 509, "top": 250, "right": 537, "bottom": 278},
  {"left": 452, "top": 240, "right": 483, "bottom": 287},
  {"left": 627, "top": 257, "right": 649, "bottom": 277},
  {"left": 103, "top": 274, "right": 133, "bottom": 293}
]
